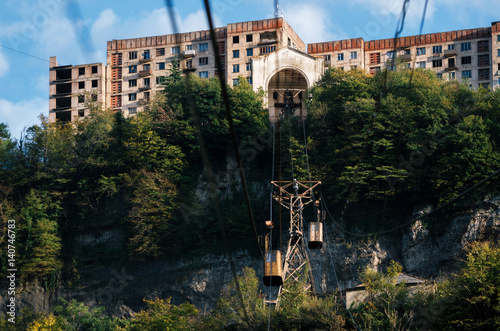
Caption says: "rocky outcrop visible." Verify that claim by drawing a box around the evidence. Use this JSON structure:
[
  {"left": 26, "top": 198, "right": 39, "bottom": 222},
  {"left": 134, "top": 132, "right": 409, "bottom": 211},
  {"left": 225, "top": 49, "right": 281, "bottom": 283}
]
[{"left": 2, "top": 196, "right": 499, "bottom": 318}]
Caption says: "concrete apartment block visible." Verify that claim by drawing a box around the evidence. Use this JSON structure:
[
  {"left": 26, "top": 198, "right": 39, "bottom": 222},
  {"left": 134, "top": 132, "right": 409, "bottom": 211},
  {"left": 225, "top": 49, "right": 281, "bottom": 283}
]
[
  {"left": 49, "top": 18, "right": 500, "bottom": 124},
  {"left": 49, "top": 56, "right": 106, "bottom": 123},
  {"left": 309, "top": 22, "right": 500, "bottom": 89},
  {"left": 225, "top": 17, "right": 306, "bottom": 87}
]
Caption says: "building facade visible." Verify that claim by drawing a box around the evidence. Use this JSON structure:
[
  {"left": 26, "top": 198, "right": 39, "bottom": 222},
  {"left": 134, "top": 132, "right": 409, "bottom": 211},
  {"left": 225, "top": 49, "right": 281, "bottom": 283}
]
[{"left": 49, "top": 18, "right": 500, "bottom": 123}]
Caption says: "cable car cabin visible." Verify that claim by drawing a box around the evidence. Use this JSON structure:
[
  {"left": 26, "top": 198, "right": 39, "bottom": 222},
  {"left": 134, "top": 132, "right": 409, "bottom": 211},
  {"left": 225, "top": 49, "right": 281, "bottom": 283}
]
[
  {"left": 308, "top": 222, "right": 323, "bottom": 249},
  {"left": 263, "top": 250, "right": 283, "bottom": 286}
]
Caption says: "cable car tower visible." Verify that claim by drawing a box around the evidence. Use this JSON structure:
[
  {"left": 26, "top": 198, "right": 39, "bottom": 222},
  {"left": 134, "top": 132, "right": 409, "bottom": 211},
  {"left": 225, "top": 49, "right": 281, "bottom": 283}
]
[
  {"left": 272, "top": 180, "right": 321, "bottom": 294},
  {"left": 263, "top": 87, "right": 324, "bottom": 306}
]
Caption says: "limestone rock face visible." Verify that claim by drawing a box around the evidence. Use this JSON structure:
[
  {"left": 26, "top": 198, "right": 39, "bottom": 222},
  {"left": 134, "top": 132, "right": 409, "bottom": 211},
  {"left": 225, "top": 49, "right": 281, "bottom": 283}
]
[{"left": 2, "top": 196, "right": 499, "bottom": 318}]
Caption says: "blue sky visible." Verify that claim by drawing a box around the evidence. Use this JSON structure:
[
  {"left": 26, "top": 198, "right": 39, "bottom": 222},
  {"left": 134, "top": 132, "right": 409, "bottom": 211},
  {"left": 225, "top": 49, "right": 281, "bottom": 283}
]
[{"left": 1, "top": 0, "right": 499, "bottom": 139}]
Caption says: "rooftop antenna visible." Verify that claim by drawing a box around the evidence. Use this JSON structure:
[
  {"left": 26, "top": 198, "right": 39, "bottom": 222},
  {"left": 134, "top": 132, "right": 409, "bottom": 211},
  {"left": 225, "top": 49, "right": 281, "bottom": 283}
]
[{"left": 274, "top": 0, "right": 279, "bottom": 18}]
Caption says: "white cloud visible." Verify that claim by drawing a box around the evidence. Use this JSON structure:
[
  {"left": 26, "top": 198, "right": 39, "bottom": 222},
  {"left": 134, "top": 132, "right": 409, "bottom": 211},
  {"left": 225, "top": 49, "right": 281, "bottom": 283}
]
[
  {"left": 0, "top": 51, "right": 9, "bottom": 77},
  {"left": 0, "top": 97, "right": 48, "bottom": 139},
  {"left": 284, "top": 3, "right": 344, "bottom": 43}
]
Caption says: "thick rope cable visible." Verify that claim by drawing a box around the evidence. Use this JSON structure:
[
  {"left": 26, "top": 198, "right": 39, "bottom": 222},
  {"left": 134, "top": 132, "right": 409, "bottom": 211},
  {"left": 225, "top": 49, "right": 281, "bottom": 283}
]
[
  {"left": 165, "top": 0, "right": 254, "bottom": 325},
  {"left": 202, "top": 0, "right": 265, "bottom": 262}
]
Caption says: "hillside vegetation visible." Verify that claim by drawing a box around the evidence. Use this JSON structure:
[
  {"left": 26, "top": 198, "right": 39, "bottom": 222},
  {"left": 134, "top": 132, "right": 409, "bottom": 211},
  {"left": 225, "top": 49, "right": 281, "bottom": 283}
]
[{"left": 1, "top": 67, "right": 500, "bottom": 329}]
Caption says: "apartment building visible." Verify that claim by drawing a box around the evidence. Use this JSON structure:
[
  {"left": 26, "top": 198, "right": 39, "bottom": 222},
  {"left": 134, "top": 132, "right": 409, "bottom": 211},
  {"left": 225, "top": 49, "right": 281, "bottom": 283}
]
[
  {"left": 309, "top": 21, "right": 500, "bottom": 89},
  {"left": 49, "top": 18, "right": 500, "bottom": 123},
  {"left": 49, "top": 57, "right": 106, "bottom": 122}
]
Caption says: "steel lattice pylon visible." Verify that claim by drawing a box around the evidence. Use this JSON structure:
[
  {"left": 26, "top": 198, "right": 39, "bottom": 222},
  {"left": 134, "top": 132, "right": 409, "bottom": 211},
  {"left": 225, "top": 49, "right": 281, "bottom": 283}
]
[{"left": 271, "top": 180, "right": 321, "bottom": 301}]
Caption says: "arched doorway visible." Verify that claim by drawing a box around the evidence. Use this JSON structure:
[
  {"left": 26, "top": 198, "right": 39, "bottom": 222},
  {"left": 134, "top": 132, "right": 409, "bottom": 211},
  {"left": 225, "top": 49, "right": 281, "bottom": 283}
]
[{"left": 267, "top": 68, "right": 308, "bottom": 121}]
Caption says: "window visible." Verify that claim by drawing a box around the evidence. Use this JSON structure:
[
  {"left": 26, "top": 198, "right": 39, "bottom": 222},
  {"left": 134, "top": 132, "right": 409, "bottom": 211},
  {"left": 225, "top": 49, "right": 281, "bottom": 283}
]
[
  {"left": 143, "top": 78, "right": 150, "bottom": 87},
  {"left": 171, "top": 47, "right": 179, "bottom": 55},
  {"left": 156, "top": 76, "right": 166, "bottom": 85},
  {"left": 387, "top": 51, "right": 396, "bottom": 59},
  {"left": 157, "top": 62, "right": 165, "bottom": 70},
  {"left": 199, "top": 57, "right": 208, "bottom": 65},
  {"left": 186, "top": 59, "right": 193, "bottom": 69},
  {"left": 233, "top": 36, "right": 239, "bottom": 44},
  {"left": 129, "top": 51, "right": 137, "bottom": 60},
  {"left": 129, "top": 93, "right": 137, "bottom": 101},
  {"left": 497, "top": 49, "right": 500, "bottom": 57},
  {"left": 143, "top": 50, "right": 150, "bottom": 59},
  {"left": 129, "top": 107, "right": 137, "bottom": 115},
  {"left": 78, "top": 81, "right": 85, "bottom": 89},
  {"left": 246, "top": 62, "right": 251, "bottom": 71},
  {"left": 498, "top": 63, "right": 500, "bottom": 71},
  {"left": 405, "top": 49, "right": 411, "bottom": 55},
  {"left": 417, "top": 47, "right": 426, "bottom": 55},
  {"left": 417, "top": 61, "right": 426, "bottom": 68},
  {"left": 337, "top": 53, "right": 344, "bottom": 61},
  {"left": 351, "top": 51, "right": 357, "bottom": 59},
  {"left": 92, "top": 80, "right": 98, "bottom": 88},
  {"left": 260, "top": 46, "right": 276, "bottom": 54},
  {"left": 498, "top": 35, "right": 500, "bottom": 42},
  {"left": 449, "top": 72, "right": 456, "bottom": 80},
  {"left": 498, "top": 78, "right": 500, "bottom": 85},
  {"left": 478, "top": 68, "right": 490, "bottom": 81},
  {"left": 233, "top": 64, "right": 240, "bottom": 73},
  {"left": 199, "top": 43, "right": 208, "bottom": 52},
  {"left": 288, "top": 38, "right": 291, "bottom": 46},
  {"left": 79, "top": 67, "right": 85, "bottom": 76},
  {"left": 78, "top": 110, "right": 85, "bottom": 117},
  {"left": 129, "top": 65, "right": 137, "bottom": 73},
  {"left": 478, "top": 40, "right": 489, "bottom": 53},
  {"left": 448, "top": 58, "right": 456, "bottom": 68},
  {"left": 432, "top": 59, "right": 442, "bottom": 67},
  {"left": 369, "top": 53, "right": 380, "bottom": 64},
  {"left": 388, "top": 65, "right": 396, "bottom": 71},
  {"left": 78, "top": 95, "right": 84, "bottom": 103},
  {"left": 185, "top": 45, "right": 193, "bottom": 51},
  {"left": 462, "top": 70, "right": 472, "bottom": 79},
  {"left": 92, "top": 94, "right": 97, "bottom": 101},
  {"left": 92, "top": 66, "right": 98, "bottom": 74},
  {"left": 448, "top": 44, "right": 455, "bottom": 50},
  {"left": 324, "top": 54, "right": 331, "bottom": 61},
  {"left": 461, "top": 42, "right": 471, "bottom": 51},
  {"left": 436, "top": 73, "right": 443, "bottom": 80},
  {"left": 233, "top": 79, "right": 239, "bottom": 86},
  {"left": 369, "top": 66, "right": 381, "bottom": 75},
  {"left": 432, "top": 45, "right": 442, "bottom": 54},
  {"left": 143, "top": 64, "right": 150, "bottom": 71},
  {"left": 246, "top": 48, "right": 253, "bottom": 57},
  {"left": 156, "top": 48, "right": 165, "bottom": 56},
  {"left": 246, "top": 34, "right": 253, "bottom": 42},
  {"left": 129, "top": 79, "right": 137, "bottom": 87},
  {"left": 233, "top": 50, "right": 240, "bottom": 58},
  {"left": 199, "top": 71, "right": 208, "bottom": 78},
  {"left": 461, "top": 56, "right": 471, "bottom": 65},
  {"left": 351, "top": 65, "right": 357, "bottom": 69},
  {"left": 478, "top": 54, "right": 489, "bottom": 67}
]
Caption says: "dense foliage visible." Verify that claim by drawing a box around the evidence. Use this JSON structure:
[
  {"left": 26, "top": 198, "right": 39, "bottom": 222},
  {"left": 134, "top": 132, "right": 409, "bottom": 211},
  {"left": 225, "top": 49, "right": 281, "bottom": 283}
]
[
  {"left": 1, "top": 67, "right": 500, "bottom": 329},
  {"left": 307, "top": 68, "right": 500, "bottom": 228}
]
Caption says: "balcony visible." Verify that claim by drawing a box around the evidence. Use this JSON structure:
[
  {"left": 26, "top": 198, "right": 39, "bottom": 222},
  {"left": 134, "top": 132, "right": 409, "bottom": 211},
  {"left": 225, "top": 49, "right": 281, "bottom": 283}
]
[
  {"left": 182, "top": 50, "right": 196, "bottom": 58},
  {"left": 139, "top": 98, "right": 149, "bottom": 106},
  {"left": 139, "top": 69, "right": 152, "bottom": 77},
  {"left": 139, "top": 85, "right": 151, "bottom": 91},
  {"left": 444, "top": 49, "right": 457, "bottom": 57},
  {"left": 139, "top": 57, "right": 152, "bottom": 63},
  {"left": 445, "top": 66, "right": 458, "bottom": 72}
]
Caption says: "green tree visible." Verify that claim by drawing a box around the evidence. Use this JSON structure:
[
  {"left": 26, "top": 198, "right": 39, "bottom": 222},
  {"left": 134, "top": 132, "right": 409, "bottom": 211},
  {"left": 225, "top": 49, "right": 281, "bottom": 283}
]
[
  {"left": 127, "top": 298, "right": 197, "bottom": 331},
  {"left": 19, "top": 189, "right": 63, "bottom": 281}
]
